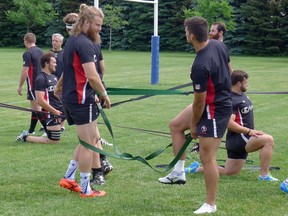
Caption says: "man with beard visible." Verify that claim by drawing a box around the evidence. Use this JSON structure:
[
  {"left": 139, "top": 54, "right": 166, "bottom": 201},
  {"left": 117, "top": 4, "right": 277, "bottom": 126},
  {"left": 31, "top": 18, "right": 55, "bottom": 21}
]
[
  {"left": 57, "top": 4, "right": 111, "bottom": 198},
  {"left": 56, "top": 12, "right": 113, "bottom": 188},
  {"left": 209, "top": 22, "right": 226, "bottom": 42},
  {"left": 209, "top": 22, "right": 232, "bottom": 74},
  {"left": 185, "top": 70, "right": 278, "bottom": 182}
]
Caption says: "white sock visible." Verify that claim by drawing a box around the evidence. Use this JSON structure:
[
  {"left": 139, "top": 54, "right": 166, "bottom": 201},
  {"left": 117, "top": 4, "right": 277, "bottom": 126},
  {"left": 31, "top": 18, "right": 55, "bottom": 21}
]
[
  {"left": 64, "top": 160, "right": 78, "bottom": 180},
  {"left": 173, "top": 160, "right": 185, "bottom": 173},
  {"left": 80, "top": 172, "right": 91, "bottom": 194}
]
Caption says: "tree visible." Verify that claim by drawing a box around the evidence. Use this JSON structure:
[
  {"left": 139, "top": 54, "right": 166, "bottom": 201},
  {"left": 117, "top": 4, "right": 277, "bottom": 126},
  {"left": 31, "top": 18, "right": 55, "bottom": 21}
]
[
  {"left": 183, "top": 0, "right": 236, "bottom": 31},
  {"left": 6, "top": 0, "right": 57, "bottom": 32},
  {"left": 103, "top": 4, "right": 128, "bottom": 51},
  {"left": 240, "top": 0, "right": 288, "bottom": 55}
]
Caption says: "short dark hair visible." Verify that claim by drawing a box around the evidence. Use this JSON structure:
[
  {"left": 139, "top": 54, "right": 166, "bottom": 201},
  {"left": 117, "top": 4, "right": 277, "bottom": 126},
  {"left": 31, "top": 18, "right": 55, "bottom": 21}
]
[
  {"left": 184, "top": 16, "right": 208, "bottom": 42},
  {"left": 41, "top": 52, "right": 55, "bottom": 68},
  {"left": 213, "top": 22, "right": 226, "bottom": 35},
  {"left": 231, "top": 70, "right": 249, "bottom": 85}
]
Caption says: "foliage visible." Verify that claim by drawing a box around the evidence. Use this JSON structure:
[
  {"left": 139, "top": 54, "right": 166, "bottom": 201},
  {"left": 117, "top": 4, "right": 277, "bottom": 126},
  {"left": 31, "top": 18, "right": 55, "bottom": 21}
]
[
  {"left": 6, "top": 0, "right": 57, "bottom": 32},
  {"left": 239, "top": 0, "right": 288, "bottom": 55},
  {"left": 183, "top": 0, "right": 236, "bottom": 31},
  {"left": 103, "top": 4, "right": 128, "bottom": 51},
  {"left": 0, "top": 0, "right": 287, "bottom": 55}
]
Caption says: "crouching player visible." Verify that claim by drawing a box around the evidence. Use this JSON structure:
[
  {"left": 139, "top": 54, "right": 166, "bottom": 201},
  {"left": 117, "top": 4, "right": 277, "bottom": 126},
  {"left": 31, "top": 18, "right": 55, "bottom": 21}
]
[{"left": 16, "top": 52, "right": 64, "bottom": 144}]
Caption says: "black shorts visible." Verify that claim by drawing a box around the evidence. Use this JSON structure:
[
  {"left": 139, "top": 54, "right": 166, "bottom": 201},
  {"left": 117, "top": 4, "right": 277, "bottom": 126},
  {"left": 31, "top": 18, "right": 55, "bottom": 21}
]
[
  {"left": 27, "top": 90, "right": 36, "bottom": 101},
  {"left": 226, "top": 134, "right": 250, "bottom": 159},
  {"left": 197, "top": 115, "right": 230, "bottom": 138},
  {"left": 63, "top": 102, "right": 99, "bottom": 125}
]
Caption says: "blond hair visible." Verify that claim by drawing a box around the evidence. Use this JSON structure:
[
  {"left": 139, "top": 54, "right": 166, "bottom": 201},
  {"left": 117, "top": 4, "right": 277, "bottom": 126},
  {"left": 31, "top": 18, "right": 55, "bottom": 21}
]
[{"left": 71, "top": 4, "right": 104, "bottom": 42}]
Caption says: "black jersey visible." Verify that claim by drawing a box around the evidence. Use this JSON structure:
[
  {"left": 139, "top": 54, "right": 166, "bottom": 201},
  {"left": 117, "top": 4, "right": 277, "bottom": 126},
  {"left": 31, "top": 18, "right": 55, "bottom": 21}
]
[
  {"left": 190, "top": 39, "right": 232, "bottom": 119},
  {"left": 50, "top": 49, "right": 64, "bottom": 79},
  {"left": 226, "top": 92, "right": 254, "bottom": 137},
  {"left": 62, "top": 33, "right": 99, "bottom": 104},
  {"left": 34, "top": 72, "right": 63, "bottom": 111},
  {"left": 93, "top": 44, "right": 104, "bottom": 80},
  {"left": 22, "top": 46, "right": 43, "bottom": 91}
]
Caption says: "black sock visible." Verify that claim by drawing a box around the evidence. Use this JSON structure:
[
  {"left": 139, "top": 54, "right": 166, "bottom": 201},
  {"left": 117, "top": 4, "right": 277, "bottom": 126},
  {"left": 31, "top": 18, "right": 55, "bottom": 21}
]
[
  {"left": 100, "top": 154, "right": 106, "bottom": 160},
  {"left": 28, "top": 112, "right": 38, "bottom": 133},
  {"left": 37, "top": 113, "right": 47, "bottom": 131}
]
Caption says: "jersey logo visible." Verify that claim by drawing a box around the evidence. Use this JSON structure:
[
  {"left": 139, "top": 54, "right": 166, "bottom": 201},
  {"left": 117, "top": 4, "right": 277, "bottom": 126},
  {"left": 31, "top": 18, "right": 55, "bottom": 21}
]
[
  {"left": 93, "top": 55, "right": 97, "bottom": 63},
  {"left": 241, "top": 105, "right": 253, "bottom": 114},
  {"left": 200, "top": 125, "right": 207, "bottom": 134},
  {"left": 195, "top": 84, "right": 201, "bottom": 90}
]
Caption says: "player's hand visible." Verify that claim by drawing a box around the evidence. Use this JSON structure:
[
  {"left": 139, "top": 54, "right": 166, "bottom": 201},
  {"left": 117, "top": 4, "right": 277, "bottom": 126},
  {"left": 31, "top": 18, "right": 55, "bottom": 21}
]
[
  {"left": 190, "top": 125, "right": 198, "bottom": 139},
  {"left": 100, "top": 95, "right": 111, "bottom": 109},
  {"left": 17, "top": 86, "right": 22, "bottom": 96}
]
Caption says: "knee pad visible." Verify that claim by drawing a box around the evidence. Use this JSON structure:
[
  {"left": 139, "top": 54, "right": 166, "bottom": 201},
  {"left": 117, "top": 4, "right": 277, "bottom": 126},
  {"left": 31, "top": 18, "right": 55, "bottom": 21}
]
[{"left": 46, "top": 130, "right": 61, "bottom": 141}]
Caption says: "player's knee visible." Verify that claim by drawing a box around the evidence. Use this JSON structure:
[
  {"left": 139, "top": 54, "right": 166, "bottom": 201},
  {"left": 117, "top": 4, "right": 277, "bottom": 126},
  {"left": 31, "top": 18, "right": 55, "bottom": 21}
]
[
  {"left": 264, "top": 134, "right": 274, "bottom": 148},
  {"left": 46, "top": 130, "right": 61, "bottom": 141}
]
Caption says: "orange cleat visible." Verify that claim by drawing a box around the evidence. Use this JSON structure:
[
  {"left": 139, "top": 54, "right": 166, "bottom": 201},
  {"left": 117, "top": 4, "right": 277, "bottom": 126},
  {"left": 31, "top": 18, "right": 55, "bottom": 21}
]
[
  {"left": 80, "top": 189, "right": 106, "bottom": 198},
  {"left": 59, "top": 177, "right": 81, "bottom": 193}
]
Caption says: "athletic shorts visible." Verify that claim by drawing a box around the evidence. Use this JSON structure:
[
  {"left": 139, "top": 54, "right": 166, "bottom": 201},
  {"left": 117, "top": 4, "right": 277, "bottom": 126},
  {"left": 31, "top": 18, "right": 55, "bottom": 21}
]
[
  {"left": 197, "top": 114, "right": 230, "bottom": 138},
  {"left": 27, "top": 90, "right": 36, "bottom": 101},
  {"left": 226, "top": 133, "right": 250, "bottom": 159},
  {"left": 63, "top": 102, "right": 99, "bottom": 126}
]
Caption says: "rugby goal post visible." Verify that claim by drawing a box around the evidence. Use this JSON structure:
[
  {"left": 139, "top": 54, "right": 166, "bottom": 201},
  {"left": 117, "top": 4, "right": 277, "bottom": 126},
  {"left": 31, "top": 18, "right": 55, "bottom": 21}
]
[{"left": 95, "top": 0, "right": 160, "bottom": 85}]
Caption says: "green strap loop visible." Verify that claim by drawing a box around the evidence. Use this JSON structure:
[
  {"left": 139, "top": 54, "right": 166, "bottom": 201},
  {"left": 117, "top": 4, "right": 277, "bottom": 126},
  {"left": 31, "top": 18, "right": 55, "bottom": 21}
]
[
  {"left": 106, "top": 87, "right": 185, "bottom": 95},
  {"left": 78, "top": 103, "right": 193, "bottom": 172}
]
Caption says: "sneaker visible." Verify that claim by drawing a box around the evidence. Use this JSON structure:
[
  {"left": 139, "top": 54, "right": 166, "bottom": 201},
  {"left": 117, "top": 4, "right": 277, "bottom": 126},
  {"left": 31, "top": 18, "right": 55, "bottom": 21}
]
[
  {"left": 158, "top": 171, "right": 186, "bottom": 185},
  {"left": 185, "top": 161, "right": 200, "bottom": 174},
  {"left": 100, "top": 138, "right": 113, "bottom": 146},
  {"left": 280, "top": 181, "right": 288, "bottom": 193},
  {"left": 258, "top": 174, "right": 279, "bottom": 181},
  {"left": 59, "top": 177, "right": 81, "bottom": 193},
  {"left": 61, "top": 127, "right": 65, "bottom": 132},
  {"left": 90, "top": 172, "right": 106, "bottom": 186},
  {"left": 16, "top": 130, "right": 28, "bottom": 142},
  {"left": 194, "top": 203, "right": 217, "bottom": 214},
  {"left": 39, "top": 127, "right": 45, "bottom": 132},
  {"left": 41, "top": 132, "right": 47, "bottom": 137},
  {"left": 80, "top": 188, "right": 106, "bottom": 198},
  {"left": 101, "top": 158, "right": 113, "bottom": 175}
]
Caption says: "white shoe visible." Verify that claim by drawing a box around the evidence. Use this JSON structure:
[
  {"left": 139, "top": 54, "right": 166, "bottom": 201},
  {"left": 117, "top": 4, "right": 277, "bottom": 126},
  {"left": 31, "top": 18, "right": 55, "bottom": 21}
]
[
  {"left": 194, "top": 203, "right": 217, "bottom": 214},
  {"left": 16, "top": 130, "right": 28, "bottom": 142},
  {"left": 41, "top": 132, "right": 47, "bottom": 137},
  {"left": 158, "top": 171, "right": 186, "bottom": 184}
]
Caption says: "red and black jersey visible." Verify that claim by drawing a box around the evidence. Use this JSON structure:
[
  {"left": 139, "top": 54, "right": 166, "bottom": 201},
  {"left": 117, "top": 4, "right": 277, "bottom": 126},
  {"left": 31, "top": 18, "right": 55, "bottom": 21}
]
[
  {"left": 190, "top": 39, "right": 232, "bottom": 119},
  {"left": 62, "top": 33, "right": 99, "bottom": 104},
  {"left": 226, "top": 92, "right": 254, "bottom": 137},
  {"left": 22, "top": 46, "right": 43, "bottom": 91},
  {"left": 34, "top": 72, "right": 63, "bottom": 111}
]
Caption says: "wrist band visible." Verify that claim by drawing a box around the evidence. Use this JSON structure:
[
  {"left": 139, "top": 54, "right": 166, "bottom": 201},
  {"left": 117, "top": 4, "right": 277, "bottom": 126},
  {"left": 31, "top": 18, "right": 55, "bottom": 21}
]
[{"left": 101, "top": 91, "right": 107, "bottom": 97}]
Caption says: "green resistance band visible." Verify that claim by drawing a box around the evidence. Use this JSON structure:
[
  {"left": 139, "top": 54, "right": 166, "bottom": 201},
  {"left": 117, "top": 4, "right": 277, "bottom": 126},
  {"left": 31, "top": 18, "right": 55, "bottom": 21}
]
[
  {"left": 78, "top": 103, "right": 193, "bottom": 173},
  {"left": 106, "top": 87, "right": 186, "bottom": 95}
]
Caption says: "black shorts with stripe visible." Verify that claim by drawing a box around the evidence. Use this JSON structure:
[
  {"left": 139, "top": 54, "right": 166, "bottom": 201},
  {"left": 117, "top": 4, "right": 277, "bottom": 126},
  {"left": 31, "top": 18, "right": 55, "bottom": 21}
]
[{"left": 63, "top": 102, "right": 99, "bottom": 126}]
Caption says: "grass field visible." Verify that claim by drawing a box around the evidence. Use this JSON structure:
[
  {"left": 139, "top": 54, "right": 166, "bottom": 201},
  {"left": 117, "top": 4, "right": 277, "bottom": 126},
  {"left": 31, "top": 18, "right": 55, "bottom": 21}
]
[{"left": 0, "top": 48, "right": 287, "bottom": 216}]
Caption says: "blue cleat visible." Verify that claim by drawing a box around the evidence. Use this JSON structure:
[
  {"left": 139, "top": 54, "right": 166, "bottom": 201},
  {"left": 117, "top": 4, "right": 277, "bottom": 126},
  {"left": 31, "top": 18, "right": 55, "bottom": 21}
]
[
  {"left": 184, "top": 161, "right": 200, "bottom": 174},
  {"left": 280, "top": 181, "right": 288, "bottom": 193}
]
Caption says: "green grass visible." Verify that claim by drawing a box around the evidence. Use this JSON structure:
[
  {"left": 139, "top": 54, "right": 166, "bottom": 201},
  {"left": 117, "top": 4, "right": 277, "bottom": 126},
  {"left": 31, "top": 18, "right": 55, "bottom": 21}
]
[{"left": 0, "top": 48, "right": 288, "bottom": 216}]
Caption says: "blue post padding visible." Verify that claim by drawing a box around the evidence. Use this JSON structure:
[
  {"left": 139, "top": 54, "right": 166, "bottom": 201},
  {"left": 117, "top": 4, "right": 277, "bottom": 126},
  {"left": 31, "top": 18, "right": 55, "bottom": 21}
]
[{"left": 151, "top": 35, "right": 160, "bottom": 85}]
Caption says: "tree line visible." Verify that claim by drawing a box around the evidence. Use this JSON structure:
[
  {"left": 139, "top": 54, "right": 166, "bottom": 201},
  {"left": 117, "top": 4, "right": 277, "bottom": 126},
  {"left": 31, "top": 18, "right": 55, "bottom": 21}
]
[{"left": 0, "top": 0, "right": 287, "bottom": 56}]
